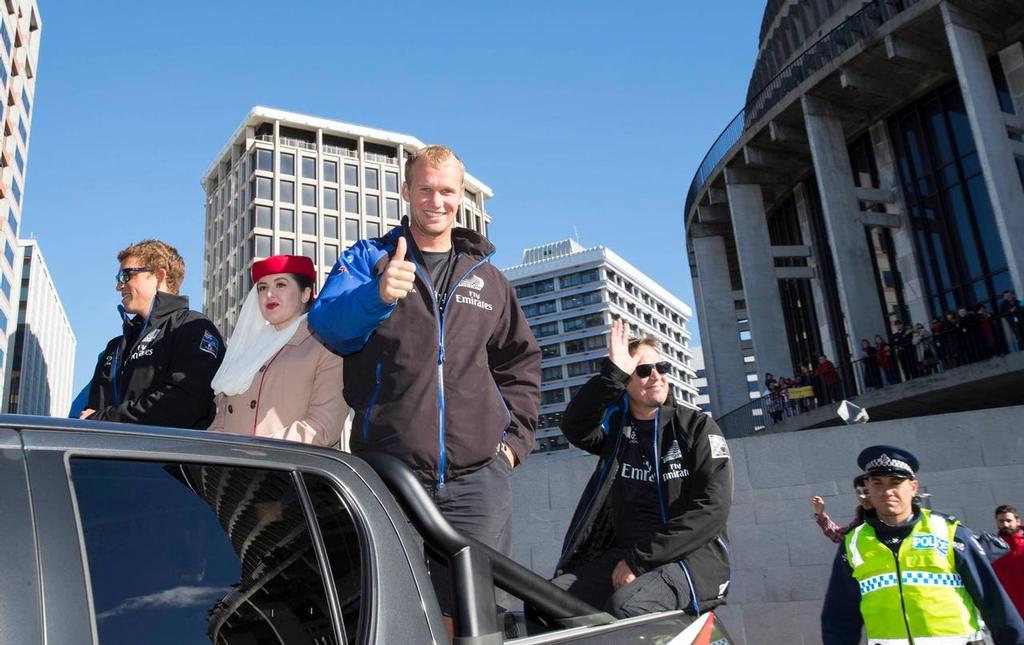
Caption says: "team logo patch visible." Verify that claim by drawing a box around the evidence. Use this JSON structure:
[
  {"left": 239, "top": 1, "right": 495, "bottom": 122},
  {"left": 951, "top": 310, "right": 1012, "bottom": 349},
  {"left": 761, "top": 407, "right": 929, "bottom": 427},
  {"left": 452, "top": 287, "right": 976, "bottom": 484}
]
[
  {"left": 140, "top": 329, "right": 161, "bottom": 345},
  {"left": 199, "top": 330, "right": 220, "bottom": 357},
  {"left": 708, "top": 434, "right": 730, "bottom": 459},
  {"left": 662, "top": 440, "right": 683, "bottom": 463},
  {"left": 458, "top": 275, "right": 485, "bottom": 291}
]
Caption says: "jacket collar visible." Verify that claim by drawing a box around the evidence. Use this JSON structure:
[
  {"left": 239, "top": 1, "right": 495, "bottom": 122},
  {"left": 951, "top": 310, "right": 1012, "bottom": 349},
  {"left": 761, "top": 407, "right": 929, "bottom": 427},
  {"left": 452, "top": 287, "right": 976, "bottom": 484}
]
[
  {"left": 392, "top": 217, "right": 496, "bottom": 261},
  {"left": 120, "top": 291, "right": 190, "bottom": 330},
  {"left": 286, "top": 318, "right": 312, "bottom": 346}
]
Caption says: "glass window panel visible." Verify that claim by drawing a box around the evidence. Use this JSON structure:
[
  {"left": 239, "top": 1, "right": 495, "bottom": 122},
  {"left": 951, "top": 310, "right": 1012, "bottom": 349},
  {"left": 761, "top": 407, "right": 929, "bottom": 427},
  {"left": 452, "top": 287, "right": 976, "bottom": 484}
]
[
  {"left": 302, "top": 211, "right": 317, "bottom": 235},
  {"left": 345, "top": 219, "right": 359, "bottom": 241},
  {"left": 280, "top": 237, "right": 294, "bottom": 255},
  {"left": 323, "top": 160, "right": 338, "bottom": 183},
  {"left": 365, "top": 168, "right": 379, "bottom": 190},
  {"left": 324, "top": 187, "right": 338, "bottom": 211},
  {"left": 345, "top": 191, "right": 359, "bottom": 214},
  {"left": 256, "top": 148, "right": 273, "bottom": 171},
  {"left": 944, "top": 90, "right": 976, "bottom": 156},
  {"left": 324, "top": 244, "right": 339, "bottom": 266},
  {"left": 256, "top": 177, "right": 272, "bottom": 200},
  {"left": 280, "top": 152, "right": 295, "bottom": 175},
  {"left": 279, "top": 208, "right": 295, "bottom": 233},
  {"left": 255, "top": 234, "right": 271, "bottom": 258},
  {"left": 366, "top": 195, "right": 379, "bottom": 217},
  {"left": 323, "top": 215, "right": 338, "bottom": 239},
  {"left": 303, "top": 241, "right": 317, "bottom": 263},
  {"left": 385, "top": 171, "right": 399, "bottom": 193},
  {"left": 70, "top": 459, "right": 346, "bottom": 645},
  {"left": 945, "top": 184, "right": 983, "bottom": 279},
  {"left": 366, "top": 221, "right": 380, "bottom": 239},
  {"left": 925, "top": 100, "right": 954, "bottom": 166},
  {"left": 386, "top": 198, "right": 400, "bottom": 221},
  {"left": 255, "top": 205, "right": 272, "bottom": 229},
  {"left": 960, "top": 152, "right": 981, "bottom": 178},
  {"left": 302, "top": 184, "right": 317, "bottom": 207},
  {"left": 344, "top": 165, "right": 358, "bottom": 186},
  {"left": 280, "top": 180, "right": 295, "bottom": 204},
  {"left": 966, "top": 174, "right": 1007, "bottom": 273},
  {"left": 302, "top": 157, "right": 317, "bottom": 179},
  {"left": 930, "top": 232, "right": 953, "bottom": 290}
]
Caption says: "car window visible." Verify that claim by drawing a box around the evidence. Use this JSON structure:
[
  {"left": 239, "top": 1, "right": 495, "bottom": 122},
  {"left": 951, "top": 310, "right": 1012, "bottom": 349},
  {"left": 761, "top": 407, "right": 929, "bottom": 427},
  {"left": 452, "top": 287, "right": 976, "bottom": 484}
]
[{"left": 70, "top": 459, "right": 363, "bottom": 645}]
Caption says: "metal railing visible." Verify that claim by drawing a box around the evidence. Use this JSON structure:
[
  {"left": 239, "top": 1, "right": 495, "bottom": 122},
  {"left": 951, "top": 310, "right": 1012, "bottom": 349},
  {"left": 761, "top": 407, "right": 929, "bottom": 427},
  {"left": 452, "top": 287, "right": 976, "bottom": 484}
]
[
  {"left": 256, "top": 134, "right": 273, "bottom": 143},
  {"left": 365, "top": 152, "right": 398, "bottom": 165},
  {"left": 279, "top": 136, "right": 317, "bottom": 151},
  {"left": 715, "top": 310, "right": 1024, "bottom": 438},
  {"left": 684, "top": 0, "right": 924, "bottom": 215},
  {"left": 322, "top": 144, "right": 358, "bottom": 159}
]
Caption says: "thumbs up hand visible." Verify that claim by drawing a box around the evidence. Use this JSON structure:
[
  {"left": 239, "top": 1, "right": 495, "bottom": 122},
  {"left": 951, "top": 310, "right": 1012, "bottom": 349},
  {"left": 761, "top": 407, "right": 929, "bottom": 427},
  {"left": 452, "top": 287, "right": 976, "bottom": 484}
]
[{"left": 379, "top": 236, "right": 417, "bottom": 304}]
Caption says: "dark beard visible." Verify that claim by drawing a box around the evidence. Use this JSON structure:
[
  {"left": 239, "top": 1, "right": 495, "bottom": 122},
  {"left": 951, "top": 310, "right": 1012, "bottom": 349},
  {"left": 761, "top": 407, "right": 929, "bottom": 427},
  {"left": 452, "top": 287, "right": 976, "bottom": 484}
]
[{"left": 998, "top": 527, "right": 1019, "bottom": 536}]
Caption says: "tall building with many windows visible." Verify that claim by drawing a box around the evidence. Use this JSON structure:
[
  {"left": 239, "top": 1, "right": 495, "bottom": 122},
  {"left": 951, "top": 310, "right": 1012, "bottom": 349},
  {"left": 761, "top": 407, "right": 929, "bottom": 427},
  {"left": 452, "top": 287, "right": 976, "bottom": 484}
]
[
  {"left": 684, "top": 0, "right": 1024, "bottom": 434},
  {"left": 4, "top": 240, "right": 75, "bottom": 415},
  {"left": 0, "top": 1, "right": 40, "bottom": 399},
  {"left": 202, "top": 107, "right": 493, "bottom": 336},
  {"left": 502, "top": 239, "right": 699, "bottom": 455}
]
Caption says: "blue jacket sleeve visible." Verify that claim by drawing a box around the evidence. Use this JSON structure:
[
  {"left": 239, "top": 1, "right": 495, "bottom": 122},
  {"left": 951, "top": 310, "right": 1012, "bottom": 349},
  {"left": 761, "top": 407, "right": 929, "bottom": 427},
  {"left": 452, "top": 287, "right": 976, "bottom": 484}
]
[
  {"left": 820, "top": 544, "right": 864, "bottom": 645},
  {"left": 954, "top": 525, "right": 1024, "bottom": 644},
  {"left": 309, "top": 239, "right": 397, "bottom": 355}
]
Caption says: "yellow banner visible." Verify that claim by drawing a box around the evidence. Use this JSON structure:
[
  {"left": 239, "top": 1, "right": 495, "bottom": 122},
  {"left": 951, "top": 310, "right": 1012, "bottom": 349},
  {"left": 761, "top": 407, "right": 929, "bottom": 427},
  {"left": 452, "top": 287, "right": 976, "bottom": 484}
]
[{"left": 788, "top": 386, "right": 815, "bottom": 400}]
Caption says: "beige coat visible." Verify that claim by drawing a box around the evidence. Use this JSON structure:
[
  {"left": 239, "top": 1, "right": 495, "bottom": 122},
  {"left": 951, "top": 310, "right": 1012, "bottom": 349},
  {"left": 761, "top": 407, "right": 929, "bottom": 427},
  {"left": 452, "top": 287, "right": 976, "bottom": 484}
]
[{"left": 209, "top": 320, "right": 349, "bottom": 447}]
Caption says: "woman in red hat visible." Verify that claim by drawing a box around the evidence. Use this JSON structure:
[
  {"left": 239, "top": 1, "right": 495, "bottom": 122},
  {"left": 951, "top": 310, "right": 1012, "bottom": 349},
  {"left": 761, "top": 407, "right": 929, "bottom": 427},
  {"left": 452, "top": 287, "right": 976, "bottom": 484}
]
[{"left": 208, "top": 255, "right": 349, "bottom": 447}]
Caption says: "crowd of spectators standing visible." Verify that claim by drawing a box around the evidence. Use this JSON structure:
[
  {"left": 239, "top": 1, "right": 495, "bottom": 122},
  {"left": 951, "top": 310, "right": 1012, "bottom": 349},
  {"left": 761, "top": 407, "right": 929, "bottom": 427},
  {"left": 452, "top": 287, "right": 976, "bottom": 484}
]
[{"left": 759, "top": 291, "right": 1023, "bottom": 425}]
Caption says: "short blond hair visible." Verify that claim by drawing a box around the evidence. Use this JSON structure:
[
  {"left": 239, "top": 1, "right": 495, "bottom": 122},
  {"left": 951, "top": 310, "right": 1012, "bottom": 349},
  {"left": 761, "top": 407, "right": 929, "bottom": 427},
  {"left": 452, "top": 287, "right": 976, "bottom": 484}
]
[
  {"left": 117, "top": 239, "right": 186, "bottom": 294},
  {"left": 405, "top": 144, "right": 465, "bottom": 186},
  {"left": 628, "top": 336, "right": 661, "bottom": 355}
]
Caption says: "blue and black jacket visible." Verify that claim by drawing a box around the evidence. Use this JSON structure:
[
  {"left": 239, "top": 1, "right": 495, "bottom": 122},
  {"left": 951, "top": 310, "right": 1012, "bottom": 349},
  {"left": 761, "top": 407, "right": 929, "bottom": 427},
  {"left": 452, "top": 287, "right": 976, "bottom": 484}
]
[
  {"left": 555, "top": 358, "right": 733, "bottom": 612},
  {"left": 309, "top": 221, "right": 540, "bottom": 484},
  {"left": 85, "top": 292, "right": 224, "bottom": 429}
]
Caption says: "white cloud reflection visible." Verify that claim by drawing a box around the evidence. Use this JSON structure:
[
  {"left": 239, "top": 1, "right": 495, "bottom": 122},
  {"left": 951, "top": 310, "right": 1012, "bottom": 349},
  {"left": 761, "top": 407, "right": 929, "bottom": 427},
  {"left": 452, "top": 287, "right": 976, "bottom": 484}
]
[{"left": 97, "top": 585, "right": 231, "bottom": 620}]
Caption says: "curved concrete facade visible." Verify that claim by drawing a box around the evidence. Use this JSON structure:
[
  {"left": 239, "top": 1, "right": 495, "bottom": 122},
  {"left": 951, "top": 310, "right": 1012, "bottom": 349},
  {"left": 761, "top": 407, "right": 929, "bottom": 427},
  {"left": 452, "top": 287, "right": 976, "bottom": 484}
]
[{"left": 685, "top": 0, "right": 1024, "bottom": 420}]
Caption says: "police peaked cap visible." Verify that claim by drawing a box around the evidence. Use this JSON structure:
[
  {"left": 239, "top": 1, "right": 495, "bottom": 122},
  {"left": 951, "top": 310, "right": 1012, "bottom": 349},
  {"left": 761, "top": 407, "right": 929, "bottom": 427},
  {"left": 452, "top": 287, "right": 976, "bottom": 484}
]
[{"left": 857, "top": 445, "right": 919, "bottom": 479}]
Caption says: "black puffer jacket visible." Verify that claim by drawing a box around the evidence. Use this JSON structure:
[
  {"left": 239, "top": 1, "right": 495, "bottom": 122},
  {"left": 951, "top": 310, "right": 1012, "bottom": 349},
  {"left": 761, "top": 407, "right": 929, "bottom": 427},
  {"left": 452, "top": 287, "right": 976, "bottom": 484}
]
[
  {"left": 556, "top": 359, "right": 733, "bottom": 612},
  {"left": 86, "top": 292, "right": 225, "bottom": 429}
]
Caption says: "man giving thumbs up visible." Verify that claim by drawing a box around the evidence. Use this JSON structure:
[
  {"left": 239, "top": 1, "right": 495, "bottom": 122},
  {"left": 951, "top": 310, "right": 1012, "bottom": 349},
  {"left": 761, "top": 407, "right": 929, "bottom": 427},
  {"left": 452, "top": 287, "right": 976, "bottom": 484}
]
[{"left": 310, "top": 145, "right": 541, "bottom": 619}]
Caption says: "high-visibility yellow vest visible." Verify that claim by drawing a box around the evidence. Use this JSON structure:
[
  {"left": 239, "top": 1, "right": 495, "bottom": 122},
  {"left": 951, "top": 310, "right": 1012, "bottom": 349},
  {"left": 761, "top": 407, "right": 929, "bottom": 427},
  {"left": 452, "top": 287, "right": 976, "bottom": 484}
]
[{"left": 844, "top": 509, "right": 982, "bottom": 644}]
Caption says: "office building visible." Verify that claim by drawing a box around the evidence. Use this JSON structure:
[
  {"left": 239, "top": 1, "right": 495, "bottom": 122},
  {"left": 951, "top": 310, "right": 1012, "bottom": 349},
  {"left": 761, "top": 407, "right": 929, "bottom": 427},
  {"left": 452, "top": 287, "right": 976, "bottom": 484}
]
[
  {"left": 0, "top": 1, "right": 40, "bottom": 399},
  {"left": 503, "top": 239, "right": 699, "bottom": 455},
  {"left": 202, "top": 106, "right": 494, "bottom": 336},
  {"left": 4, "top": 240, "right": 75, "bottom": 415},
  {"left": 684, "top": 0, "right": 1024, "bottom": 433}
]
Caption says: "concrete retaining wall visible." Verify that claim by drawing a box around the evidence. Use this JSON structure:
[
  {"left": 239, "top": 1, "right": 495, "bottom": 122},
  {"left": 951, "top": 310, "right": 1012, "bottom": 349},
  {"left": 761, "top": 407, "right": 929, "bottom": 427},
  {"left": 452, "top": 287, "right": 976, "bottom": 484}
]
[{"left": 510, "top": 405, "right": 1024, "bottom": 644}]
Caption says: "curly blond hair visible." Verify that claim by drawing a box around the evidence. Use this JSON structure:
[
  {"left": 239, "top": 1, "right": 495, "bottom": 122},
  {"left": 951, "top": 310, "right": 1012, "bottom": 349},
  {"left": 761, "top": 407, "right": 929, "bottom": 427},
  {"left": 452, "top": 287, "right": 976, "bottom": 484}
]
[{"left": 117, "top": 239, "right": 186, "bottom": 294}]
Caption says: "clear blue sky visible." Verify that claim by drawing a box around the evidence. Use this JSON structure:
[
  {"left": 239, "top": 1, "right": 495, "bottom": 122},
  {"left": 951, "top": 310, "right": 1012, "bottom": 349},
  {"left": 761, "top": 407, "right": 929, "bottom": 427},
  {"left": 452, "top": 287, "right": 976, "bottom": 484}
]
[{"left": 24, "top": 1, "right": 766, "bottom": 395}]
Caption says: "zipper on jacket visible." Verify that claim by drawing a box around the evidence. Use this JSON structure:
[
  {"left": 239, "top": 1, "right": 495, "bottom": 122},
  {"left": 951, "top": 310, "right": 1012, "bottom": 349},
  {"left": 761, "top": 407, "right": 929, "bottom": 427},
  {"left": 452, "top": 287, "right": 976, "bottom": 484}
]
[
  {"left": 419, "top": 251, "right": 492, "bottom": 489},
  {"left": 560, "top": 398, "right": 629, "bottom": 560},
  {"left": 891, "top": 547, "right": 915, "bottom": 643},
  {"left": 363, "top": 362, "right": 383, "bottom": 442}
]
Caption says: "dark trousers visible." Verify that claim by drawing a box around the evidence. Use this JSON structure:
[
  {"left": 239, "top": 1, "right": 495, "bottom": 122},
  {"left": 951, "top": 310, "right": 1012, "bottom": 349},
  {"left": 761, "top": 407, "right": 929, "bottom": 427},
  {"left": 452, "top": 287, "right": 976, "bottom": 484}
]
[
  {"left": 423, "top": 456, "right": 513, "bottom": 615},
  {"left": 550, "top": 547, "right": 694, "bottom": 619}
]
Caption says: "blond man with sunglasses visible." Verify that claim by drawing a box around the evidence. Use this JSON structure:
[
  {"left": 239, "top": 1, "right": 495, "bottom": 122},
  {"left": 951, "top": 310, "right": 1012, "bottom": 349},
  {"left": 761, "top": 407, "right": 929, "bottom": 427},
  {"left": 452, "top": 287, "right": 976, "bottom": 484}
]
[
  {"left": 552, "top": 319, "right": 733, "bottom": 619},
  {"left": 79, "top": 240, "right": 225, "bottom": 429}
]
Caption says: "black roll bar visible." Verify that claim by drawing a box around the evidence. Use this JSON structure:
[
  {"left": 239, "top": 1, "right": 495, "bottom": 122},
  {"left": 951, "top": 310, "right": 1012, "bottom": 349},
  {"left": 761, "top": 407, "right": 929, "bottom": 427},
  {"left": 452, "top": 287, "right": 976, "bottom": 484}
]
[{"left": 360, "top": 453, "right": 614, "bottom": 642}]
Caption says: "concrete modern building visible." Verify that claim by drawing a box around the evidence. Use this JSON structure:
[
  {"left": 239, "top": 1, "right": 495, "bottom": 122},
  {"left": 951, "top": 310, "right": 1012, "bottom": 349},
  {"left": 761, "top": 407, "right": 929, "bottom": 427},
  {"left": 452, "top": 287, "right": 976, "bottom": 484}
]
[
  {"left": 0, "top": 1, "right": 40, "bottom": 399},
  {"left": 202, "top": 106, "right": 494, "bottom": 336},
  {"left": 691, "top": 347, "right": 712, "bottom": 414},
  {"left": 502, "top": 239, "right": 699, "bottom": 455},
  {"left": 685, "top": 0, "right": 1024, "bottom": 432},
  {"left": 4, "top": 240, "right": 75, "bottom": 416}
]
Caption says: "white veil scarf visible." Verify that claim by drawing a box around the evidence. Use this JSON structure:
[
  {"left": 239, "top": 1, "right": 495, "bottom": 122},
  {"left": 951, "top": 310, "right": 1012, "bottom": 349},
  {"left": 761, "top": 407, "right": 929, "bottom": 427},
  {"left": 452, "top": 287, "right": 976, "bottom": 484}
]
[{"left": 211, "top": 286, "right": 306, "bottom": 396}]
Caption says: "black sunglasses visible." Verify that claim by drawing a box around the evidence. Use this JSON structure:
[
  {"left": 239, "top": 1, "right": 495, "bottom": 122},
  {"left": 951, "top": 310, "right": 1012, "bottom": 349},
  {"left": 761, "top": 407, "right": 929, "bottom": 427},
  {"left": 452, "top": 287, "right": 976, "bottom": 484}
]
[
  {"left": 634, "top": 362, "right": 670, "bottom": 378},
  {"left": 116, "top": 267, "right": 153, "bottom": 285}
]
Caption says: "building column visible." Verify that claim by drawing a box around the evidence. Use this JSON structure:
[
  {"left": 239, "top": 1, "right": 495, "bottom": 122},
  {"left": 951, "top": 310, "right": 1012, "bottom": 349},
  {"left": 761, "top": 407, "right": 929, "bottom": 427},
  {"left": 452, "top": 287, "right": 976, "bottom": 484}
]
[
  {"left": 943, "top": 3, "right": 1024, "bottom": 296},
  {"left": 998, "top": 42, "right": 1024, "bottom": 117},
  {"left": 868, "top": 120, "right": 931, "bottom": 326},
  {"left": 802, "top": 94, "right": 889, "bottom": 354},
  {"left": 723, "top": 177, "right": 794, "bottom": 381},
  {"left": 792, "top": 183, "right": 838, "bottom": 361},
  {"left": 692, "top": 234, "right": 749, "bottom": 417}
]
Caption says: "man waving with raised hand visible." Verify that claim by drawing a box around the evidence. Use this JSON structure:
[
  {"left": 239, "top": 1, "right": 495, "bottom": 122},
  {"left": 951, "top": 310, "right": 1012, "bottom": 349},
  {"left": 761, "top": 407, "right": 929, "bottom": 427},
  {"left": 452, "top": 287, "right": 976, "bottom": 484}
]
[
  {"left": 309, "top": 144, "right": 540, "bottom": 624},
  {"left": 551, "top": 319, "right": 733, "bottom": 619}
]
